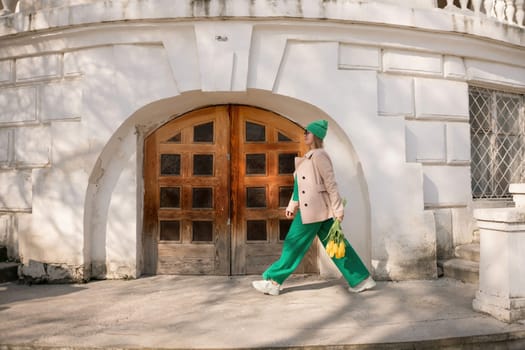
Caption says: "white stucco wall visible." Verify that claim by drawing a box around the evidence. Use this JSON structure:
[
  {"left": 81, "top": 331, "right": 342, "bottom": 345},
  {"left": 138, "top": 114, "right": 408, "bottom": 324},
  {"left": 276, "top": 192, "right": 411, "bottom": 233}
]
[{"left": 1, "top": 0, "right": 524, "bottom": 282}]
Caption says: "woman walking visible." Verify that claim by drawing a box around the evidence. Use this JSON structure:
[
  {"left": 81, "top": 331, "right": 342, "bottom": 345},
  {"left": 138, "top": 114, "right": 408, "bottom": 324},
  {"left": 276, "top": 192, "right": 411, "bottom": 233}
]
[{"left": 252, "top": 119, "right": 375, "bottom": 296}]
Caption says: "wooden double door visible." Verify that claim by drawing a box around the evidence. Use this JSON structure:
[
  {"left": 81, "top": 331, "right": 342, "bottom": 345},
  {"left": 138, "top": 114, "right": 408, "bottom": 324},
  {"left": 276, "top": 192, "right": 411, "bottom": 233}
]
[{"left": 143, "top": 105, "right": 318, "bottom": 275}]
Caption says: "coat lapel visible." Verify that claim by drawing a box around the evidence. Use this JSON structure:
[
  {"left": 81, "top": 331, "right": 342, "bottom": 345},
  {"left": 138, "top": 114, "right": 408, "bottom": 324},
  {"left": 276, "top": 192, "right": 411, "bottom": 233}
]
[{"left": 295, "top": 150, "right": 314, "bottom": 171}]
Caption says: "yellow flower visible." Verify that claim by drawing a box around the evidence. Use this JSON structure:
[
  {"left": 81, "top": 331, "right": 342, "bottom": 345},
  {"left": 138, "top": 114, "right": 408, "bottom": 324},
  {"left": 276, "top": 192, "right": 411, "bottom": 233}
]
[
  {"left": 336, "top": 241, "right": 345, "bottom": 258},
  {"left": 323, "top": 198, "right": 348, "bottom": 259},
  {"left": 326, "top": 240, "right": 336, "bottom": 258}
]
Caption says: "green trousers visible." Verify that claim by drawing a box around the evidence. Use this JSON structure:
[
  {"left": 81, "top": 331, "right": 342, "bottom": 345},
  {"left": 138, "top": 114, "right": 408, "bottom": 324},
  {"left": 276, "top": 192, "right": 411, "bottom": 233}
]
[{"left": 262, "top": 211, "right": 370, "bottom": 287}]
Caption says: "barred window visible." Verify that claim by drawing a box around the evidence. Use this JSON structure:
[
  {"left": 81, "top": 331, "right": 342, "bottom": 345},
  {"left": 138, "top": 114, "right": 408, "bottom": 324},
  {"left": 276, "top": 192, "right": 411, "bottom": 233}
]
[{"left": 470, "top": 86, "right": 525, "bottom": 199}]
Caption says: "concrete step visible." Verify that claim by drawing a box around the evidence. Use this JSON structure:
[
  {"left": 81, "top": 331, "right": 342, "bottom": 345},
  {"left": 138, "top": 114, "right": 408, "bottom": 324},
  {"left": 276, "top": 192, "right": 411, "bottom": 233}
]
[
  {"left": 443, "top": 258, "right": 479, "bottom": 284},
  {"left": 0, "top": 262, "right": 19, "bottom": 283},
  {"left": 455, "top": 243, "right": 480, "bottom": 262},
  {"left": 0, "top": 246, "right": 7, "bottom": 262}
]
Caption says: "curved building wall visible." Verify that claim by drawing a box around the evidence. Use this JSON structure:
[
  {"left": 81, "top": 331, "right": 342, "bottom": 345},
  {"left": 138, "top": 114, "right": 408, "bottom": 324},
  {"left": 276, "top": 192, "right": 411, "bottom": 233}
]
[{"left": 0, "top": 0, "right": 524, "bottom": 282}]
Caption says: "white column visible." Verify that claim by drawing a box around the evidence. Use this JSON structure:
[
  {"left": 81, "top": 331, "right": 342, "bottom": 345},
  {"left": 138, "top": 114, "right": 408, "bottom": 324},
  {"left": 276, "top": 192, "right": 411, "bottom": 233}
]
[
  {"left": 460, "top": 0, "right": 469, "bottom": 9},
  {"left": 515, "top": 0, "right": 524, "bottom": 25},
  {"left": 484, "top": 0, "right": 496, "bottom": 16},
  {"left": 473, "top": 0, "right": 483, "bottom": 13},
  {"left": 495, "top": 0, "right": 506, "bottom": 20},
  {"left": 506, "top": 0, "right": 516, "bottom": 23},
  {"left": 472, "top": 184, "right": 525, "bottom": 323}
]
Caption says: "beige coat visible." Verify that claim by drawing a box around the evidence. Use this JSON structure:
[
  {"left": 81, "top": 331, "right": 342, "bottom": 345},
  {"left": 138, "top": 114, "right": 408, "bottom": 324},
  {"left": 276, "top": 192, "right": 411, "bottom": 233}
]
[{"left": 286, "top": 148, "right": 344, "bottom": 224}]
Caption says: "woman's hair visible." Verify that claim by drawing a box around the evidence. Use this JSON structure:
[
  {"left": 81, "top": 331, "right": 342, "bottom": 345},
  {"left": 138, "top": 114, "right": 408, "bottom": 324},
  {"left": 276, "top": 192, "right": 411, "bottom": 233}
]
[{"left": 312, "top": 135, "right": 324, "bottom": 149}]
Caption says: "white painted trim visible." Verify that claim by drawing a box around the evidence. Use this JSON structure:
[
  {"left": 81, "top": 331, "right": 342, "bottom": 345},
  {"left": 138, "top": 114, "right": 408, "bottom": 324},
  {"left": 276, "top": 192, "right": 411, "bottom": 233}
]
[{"left": 1, "top": 0, "right": 523, "bottom": 46}]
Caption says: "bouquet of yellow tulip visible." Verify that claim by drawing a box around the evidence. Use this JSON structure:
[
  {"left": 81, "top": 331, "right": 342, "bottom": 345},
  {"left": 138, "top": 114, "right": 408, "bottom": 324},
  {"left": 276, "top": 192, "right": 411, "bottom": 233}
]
[
  {"left": 325, "top": 219, "right": 346, "bottom": 259},
  {"left": 325, "top": 198, "right": 347, "bottom": 259}
]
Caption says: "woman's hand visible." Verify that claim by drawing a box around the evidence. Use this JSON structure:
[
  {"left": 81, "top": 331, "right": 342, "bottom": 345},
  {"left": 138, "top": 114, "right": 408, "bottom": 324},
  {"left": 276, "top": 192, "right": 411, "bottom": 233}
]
[
  {"left": 285, "top": 210, "right": 295, "bottom": 218},
  {"left": 335, "top": 215, "right": 344, "bottom": 222}
]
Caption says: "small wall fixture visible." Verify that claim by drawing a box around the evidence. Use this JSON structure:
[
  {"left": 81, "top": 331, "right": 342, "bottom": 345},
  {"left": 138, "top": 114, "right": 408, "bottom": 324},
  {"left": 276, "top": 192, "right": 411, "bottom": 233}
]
[{"left": 215, "top": 35, "right": 228, "bottom": 42}]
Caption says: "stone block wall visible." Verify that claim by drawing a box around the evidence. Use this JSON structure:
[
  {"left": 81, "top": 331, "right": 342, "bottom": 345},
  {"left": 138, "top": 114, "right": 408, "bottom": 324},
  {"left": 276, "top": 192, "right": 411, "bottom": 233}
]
[
  {"left": 0, "top": 51, "right": 83, "bottom": 279},
  {"left": 410, "top": 54, "right": 523, "bottom": 258},
  {"left": 348, "top": 43, "right": 525, "bottom": 260},
  {"left": 381, "top": 58, "right": 472, "bottom": 259},
  {"left": 343, "top": 46, "right": 474, "bottom": 262}
]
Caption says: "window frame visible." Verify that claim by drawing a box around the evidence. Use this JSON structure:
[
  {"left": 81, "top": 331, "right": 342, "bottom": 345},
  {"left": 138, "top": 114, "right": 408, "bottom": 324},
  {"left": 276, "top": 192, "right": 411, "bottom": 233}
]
[{"left": 469, "top": 85, "right": 525, "bottom": 201}]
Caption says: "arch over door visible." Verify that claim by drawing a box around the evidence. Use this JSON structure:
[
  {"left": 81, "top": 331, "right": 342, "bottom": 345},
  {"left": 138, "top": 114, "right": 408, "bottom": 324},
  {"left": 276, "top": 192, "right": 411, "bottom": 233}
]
[{"left": 143, "top": 105, "right": 316, "bottom": 275}]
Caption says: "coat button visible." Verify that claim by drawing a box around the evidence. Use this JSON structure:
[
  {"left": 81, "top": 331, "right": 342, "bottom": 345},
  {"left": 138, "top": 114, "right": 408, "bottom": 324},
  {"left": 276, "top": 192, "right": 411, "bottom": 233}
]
[
  {"left": 302, "top": 176, "right": 306, "bottom": 179},
  {"left": 304, "top": 203, "right": 308, "bottom": 207},
  {"left": 302, "top": 190, "right": 305, "bottom": 194}
]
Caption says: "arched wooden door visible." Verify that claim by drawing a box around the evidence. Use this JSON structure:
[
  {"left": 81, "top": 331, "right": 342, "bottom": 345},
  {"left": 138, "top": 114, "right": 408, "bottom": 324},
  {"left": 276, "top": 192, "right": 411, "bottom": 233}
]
[{"left": 143, "top": 105, "right": 317, "bottom": 275}]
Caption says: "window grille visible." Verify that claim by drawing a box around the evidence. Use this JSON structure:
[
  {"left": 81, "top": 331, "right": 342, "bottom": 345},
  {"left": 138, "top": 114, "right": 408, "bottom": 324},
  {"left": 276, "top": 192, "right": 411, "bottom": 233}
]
[{"left": 470, "top": 86, "right": 525, "bottom": 199}]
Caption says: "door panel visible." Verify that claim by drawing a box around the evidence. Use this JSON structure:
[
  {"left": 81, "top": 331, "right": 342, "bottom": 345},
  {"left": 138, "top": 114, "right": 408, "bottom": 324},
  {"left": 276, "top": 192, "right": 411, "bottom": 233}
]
[
  {"left": 230, "top": 106, "right": 316, "bottom": 275},
  {"left": 143, "top": 105, "right": 318, "bottom": 275},
  {"left": 144, "top": 106, "right": 230, "bottom": 275}
]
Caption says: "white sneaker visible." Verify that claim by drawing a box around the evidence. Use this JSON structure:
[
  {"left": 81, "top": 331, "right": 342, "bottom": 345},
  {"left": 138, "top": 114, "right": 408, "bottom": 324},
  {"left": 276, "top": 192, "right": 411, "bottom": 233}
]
[
  {"left": 348, "top": 276, "right": 376, "bottom": 293},
  {"left": 252, "top": 280, "right": 280, "bottom": 296}
]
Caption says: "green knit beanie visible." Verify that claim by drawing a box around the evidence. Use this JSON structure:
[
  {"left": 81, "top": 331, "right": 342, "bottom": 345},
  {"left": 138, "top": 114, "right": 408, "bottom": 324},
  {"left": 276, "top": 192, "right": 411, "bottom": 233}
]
[{"left": 306, "top": 119, "right": 328, "bottom": 140}]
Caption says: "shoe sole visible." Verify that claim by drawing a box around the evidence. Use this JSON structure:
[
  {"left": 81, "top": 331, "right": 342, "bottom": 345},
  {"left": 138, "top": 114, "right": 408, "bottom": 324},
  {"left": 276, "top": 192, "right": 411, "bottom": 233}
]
[
  {"left": 252, "top": 282, "right": 280, "bottom": 296},
  {"left": 349, "top": 280, "right": 376, "bottom": 293}
]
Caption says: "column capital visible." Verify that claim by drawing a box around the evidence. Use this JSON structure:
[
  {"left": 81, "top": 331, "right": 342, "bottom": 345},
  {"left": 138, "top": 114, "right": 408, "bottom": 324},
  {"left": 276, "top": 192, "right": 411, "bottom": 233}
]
[{"left": 509, "top": 183, "right": 525, "bottom": 208}]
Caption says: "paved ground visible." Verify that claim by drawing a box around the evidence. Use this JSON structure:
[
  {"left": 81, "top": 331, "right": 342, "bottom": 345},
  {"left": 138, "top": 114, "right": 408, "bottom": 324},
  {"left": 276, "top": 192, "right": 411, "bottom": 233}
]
[{"left": 1, "top": 275, "right": 525, "bottom": 349}]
